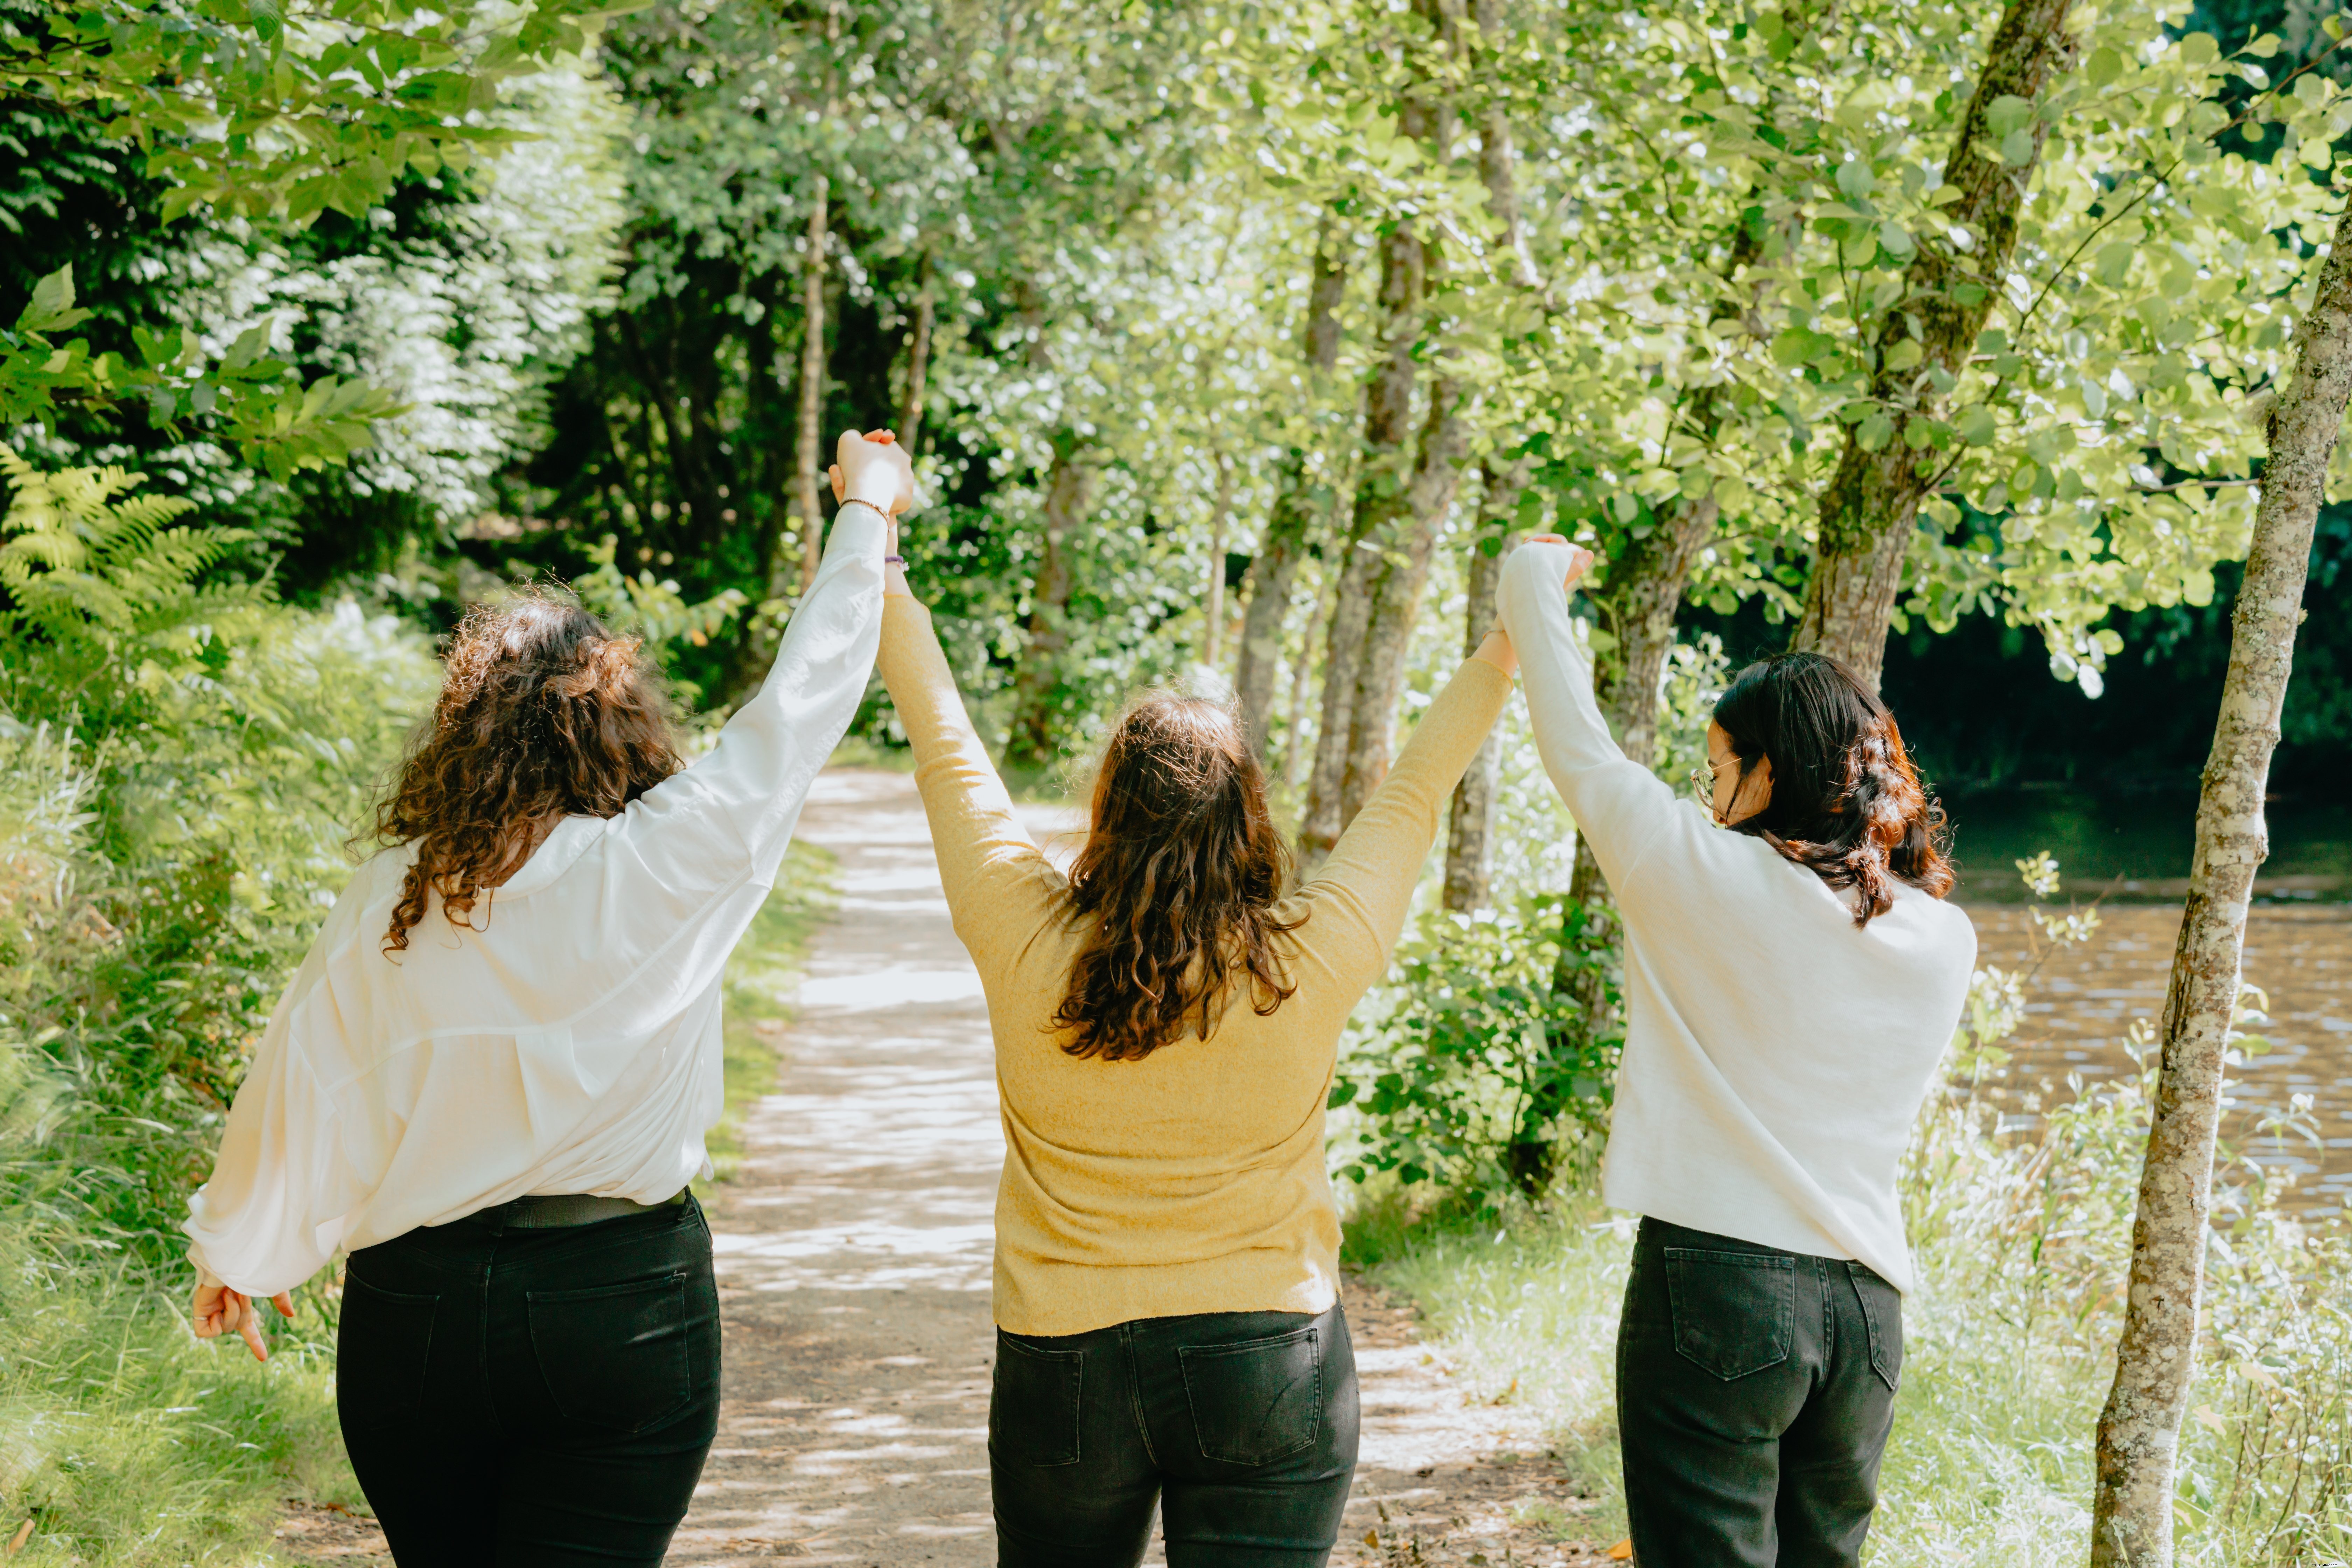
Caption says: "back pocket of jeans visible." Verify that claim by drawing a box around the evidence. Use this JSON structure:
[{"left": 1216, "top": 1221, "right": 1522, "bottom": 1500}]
[
  {"left": 526, "top": 1271, "right": 692, "bottom": 1433},
  {"left": 991, "top": 1334, "right": 1083, "bottom": 1466},
  {"left": 1848, "top": 1263, "right": 1903, "bottom": 1392},
  {"left": 338, "top": 1274, "right": 439, "bottom": 1420},
  {"left": 1664, "top": 1246, "right": 1795, "bottom": 1381},
  {"left": 1180, "top": 1325, "right": 1322, "bottom": 1466}
]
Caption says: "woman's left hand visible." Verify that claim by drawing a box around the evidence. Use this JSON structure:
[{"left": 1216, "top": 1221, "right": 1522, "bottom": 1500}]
[
  {"left": 1519, "top": 534, "right": 1598, "bottom": 592},
  {"left": 192, "top": 1274, "right": 295, "bottom": 1363}
]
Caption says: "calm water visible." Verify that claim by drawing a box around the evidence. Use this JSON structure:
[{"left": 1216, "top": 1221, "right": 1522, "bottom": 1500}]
[{"left": 1945, "top": 788, "right": 2352, "bottom": 1214}]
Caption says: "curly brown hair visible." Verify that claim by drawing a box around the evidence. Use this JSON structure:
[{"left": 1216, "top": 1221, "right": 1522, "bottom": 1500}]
[
  {"left": 369, "top": 590, "right": 684, "bottom": 953},
  {"left": 1049, "top": 693, "right": 1306, "bottom": 1062}
]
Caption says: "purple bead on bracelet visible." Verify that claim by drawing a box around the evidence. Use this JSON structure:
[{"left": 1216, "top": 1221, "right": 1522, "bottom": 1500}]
[{"left": 883, "top": 555, "right": 905, "bottom": 565}]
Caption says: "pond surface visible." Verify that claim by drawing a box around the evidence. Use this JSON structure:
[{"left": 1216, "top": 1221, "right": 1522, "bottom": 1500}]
[{"left": 1945, "top": 786, "right": 2352, "bottom": 1216}]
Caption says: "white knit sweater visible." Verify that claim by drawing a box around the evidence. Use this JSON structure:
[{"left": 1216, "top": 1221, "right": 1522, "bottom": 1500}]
[{"left": 1498, "top": 541, "right": 1976, "bottom": 1293}]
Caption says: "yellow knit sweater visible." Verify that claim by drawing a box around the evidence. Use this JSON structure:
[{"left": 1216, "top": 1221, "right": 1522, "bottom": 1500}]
[{"left": 879, "top": 594, "right": 1513, "bottom": 1334}]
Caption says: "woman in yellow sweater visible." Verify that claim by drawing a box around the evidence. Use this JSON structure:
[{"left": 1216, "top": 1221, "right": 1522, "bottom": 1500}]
[{"left": 875, "top": 541, "right": 1523, "bottom": 1566}]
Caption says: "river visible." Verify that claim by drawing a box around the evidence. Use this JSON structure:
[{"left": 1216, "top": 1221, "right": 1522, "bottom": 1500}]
[{"left": 1949, "top": 787, "right": 2352, "bottom": 1216}]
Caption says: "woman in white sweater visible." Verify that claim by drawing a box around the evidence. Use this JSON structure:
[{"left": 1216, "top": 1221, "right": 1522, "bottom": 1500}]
[
  {"left": 184, "top": 433, "right": 911, "bottom": 1565},
  {"left": 1496, "top": 537, "right": 1975, "bottom": 1567}
]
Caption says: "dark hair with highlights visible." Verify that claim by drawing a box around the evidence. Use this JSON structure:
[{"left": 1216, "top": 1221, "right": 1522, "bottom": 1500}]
[
  {"left": 1050, "top": 693, "right": 1306, "bottom": 1062},
  {"left": 1712, "top": 651, "right": 1953, "bottom": 929},
  {"left": 369, "top": 590, "right": 683, "bottom": 953}
]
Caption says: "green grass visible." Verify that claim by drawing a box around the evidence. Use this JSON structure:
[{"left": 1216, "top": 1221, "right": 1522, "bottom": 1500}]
[
  {"left": 1343, "top": 1094, "right": 2352, "bottom": 1566},
  {"left": 0, "top": 1246, "right": 358, "bottom": 1564},
  {"left": 700, "top": 838, "right": 839, "bottom": 1184}
]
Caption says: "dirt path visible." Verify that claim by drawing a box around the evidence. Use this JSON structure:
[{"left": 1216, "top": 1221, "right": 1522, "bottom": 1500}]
[
  {"left": 280, "top": 768, "right": 1610, "bottom": 1565},
  {"left": 671, "top": 770, "right": 1609, "bottom": 1567}
]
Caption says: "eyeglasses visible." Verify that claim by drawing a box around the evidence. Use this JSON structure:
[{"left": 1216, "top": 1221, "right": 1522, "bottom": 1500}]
[{"left": 1688, "top": 756, "right": 1739, "bottom": 819}]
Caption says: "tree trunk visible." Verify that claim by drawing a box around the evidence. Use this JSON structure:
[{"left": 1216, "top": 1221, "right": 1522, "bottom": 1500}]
[
  {"left": 1298, "top": 217, "right": 1424, "bottom": 860},
  {"left": 1235, "top": 240, "right": 1348, "bottom": 756},
  {"left": 1442, "top": 456, "right": 1527, "bottom": 912},
  {"left": 898, "top": 255, "right": 933, "bottom": 457},
  {"left": 796, "top": 175, "right": 832, "bottom": 591},
  {"left": 1003, "top": 441, "right": 1094, "bottom": 771},
  {"left": 1203, "top": 451, "right": 1234, "bottom": 671},
  {"left": 1336, "top": 379, "right": 1474, "bottom": 829},
  {"left": 1789, "top": 0, "right": 2079, "bottom": 687},
  {"left": 1283, "top": 549, "right": 1343, "bottom": 793},
  {"left": 1441, "top": 2, "right": 1538, "bottom": 912},
  {"left": 2087, "top": 203, "right": 2352, "bottom": 1568}
]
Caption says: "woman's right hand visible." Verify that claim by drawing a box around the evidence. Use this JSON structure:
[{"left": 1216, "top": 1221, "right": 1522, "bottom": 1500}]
[
  {"left": 1519, "top": 534, "right": 1597, "bottom": 592},
  {"left": 192, "top": 1272, "right": 295, "bottom": 1363}
]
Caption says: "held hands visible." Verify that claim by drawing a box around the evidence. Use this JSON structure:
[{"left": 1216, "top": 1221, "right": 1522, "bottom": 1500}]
[
  {"left": 192, "top": 1273, "right": 295, "bottom": 1363},
  {"left": 1519, "top": 534, "right": 1598, "bottom": 592},
  {"left": 828, "top": 428, "right": 917, "bottom": 520}
]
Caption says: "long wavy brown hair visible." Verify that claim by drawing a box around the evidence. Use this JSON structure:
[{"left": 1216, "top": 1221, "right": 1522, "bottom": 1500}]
[
  {"left": 369, "top": 590, "right": 684, "bottom": 953},
  {"left": 1713, "top": 651, "right": 1954, "bottom": 929},
  {"left": 1050, "top": 693, "right": 1306, "bottom": 1062}
]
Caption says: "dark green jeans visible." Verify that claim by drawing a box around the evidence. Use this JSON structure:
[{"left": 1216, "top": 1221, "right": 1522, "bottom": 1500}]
[
  {"left": 990, "top": 1304, "right": 1359, "bottom": 1567},
  {"left": 1616, "top": 1218, "right": 1904, "bottom": 1567}
]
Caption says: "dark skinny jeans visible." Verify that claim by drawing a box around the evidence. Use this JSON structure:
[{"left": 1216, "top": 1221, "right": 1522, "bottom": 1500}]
[
  {"left": 1616, "top": 1217, "right": 1904, "bottom": 1568},
  {"left": 336, "top": 1195, "right": 722, "bottom": 1567},
  {"left": 991, "top": 1304, "right": 1360, "bottom": 1567}
]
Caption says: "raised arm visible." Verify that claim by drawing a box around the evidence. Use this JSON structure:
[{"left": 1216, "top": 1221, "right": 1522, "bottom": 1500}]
[
  {"left": 876, "top": 581, "right": 1060, "bottom": 971},
  {"left": 1302, "top": 644, "right": 1515, "bottom": 989},
  {"left": 611, "top": 434, "right": 906, "bottom": 897},
  {"left": 1496, "top": 537, "right": 1677, "bottom": 889}
]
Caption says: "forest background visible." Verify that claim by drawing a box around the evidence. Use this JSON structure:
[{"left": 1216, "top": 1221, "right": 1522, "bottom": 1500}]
[{"left": 4, "top": 0, "right": 2352, "bottom": 1560}]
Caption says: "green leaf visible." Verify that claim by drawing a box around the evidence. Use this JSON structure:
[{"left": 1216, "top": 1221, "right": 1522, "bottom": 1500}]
[
  {"left": 1955, "top": 405, "right": 1997, "bottom": 447},
  {"left": 2093, "top": 242, "right": 2134, "bottom": 287},
  {"left": 2085, "top": 46, "right": 2125, "bottom": 88},
  {"left": 1984, "top": 94, "right": 2034, "bottom": 142},
  {"left": 249, "top": 0, "right": 283, "bottom": 42},
  {"left": 2000, "top": 127, "right": 2036, "bottom": 166},
  {"left": 19, "top": 267, "right": 92, "bottom": 335}
]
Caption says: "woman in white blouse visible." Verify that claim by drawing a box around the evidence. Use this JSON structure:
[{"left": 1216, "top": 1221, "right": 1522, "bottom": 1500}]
[
  {"left": 1497, "top": 536, "right": 1975, "bottom": 1567},
  {"left": 186, "top": 432, "right": 913, "bottom": 1565}
]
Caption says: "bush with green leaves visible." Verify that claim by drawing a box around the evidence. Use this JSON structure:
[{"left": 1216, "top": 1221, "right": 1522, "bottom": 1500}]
[{"left": 1329, "top": 894, "right": 1620, "bottom": 1211}]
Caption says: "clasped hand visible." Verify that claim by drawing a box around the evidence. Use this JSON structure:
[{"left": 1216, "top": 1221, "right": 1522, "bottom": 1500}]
[{"left": 191, "top": 1274, "right": 295, "bottom": 1363}]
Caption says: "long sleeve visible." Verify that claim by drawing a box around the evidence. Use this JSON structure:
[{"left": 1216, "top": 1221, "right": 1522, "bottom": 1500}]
[
  {"left": 1301, "top": 658, "right": 1513, "bottom": 991},
  {"left": 603, "top": 502, "right": 889, "bottom": 898},
  {"left": 877, "top": 594, "right": 1063, "bottom": 973},
  {"left": 1496, "top": 540, "right": 1676, "bottom": 890}
]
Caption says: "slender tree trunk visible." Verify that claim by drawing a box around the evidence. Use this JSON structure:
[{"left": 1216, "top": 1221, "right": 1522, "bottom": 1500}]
[
  {"left": 1337, "top": 378, "right": 1475, "bottom": 828},
  {"left": 1442, "top": 456, "right": 1527, "bottom": 912},
  {"left": 1790, "top": 0, "right": 2079, "bottom": 686},
  {"left": 1004, "top": 441, "right": 1094, "bottom": 771},
  {"left": 1300, "top": 0, "right": 1463, "bottom": 860},
  {"left": 1203, "top": 453, "right": 1236, "bottom": 671},
  {"left": 796, "top": 175, "right": 832, "bottom": 591},
  {"left": 1441, "top": 1, "right": 1538, "bottom": 910},
  {"left": 2088, "top": 203, "right": 2352, "bottom": 1568},
  {"left": 898, "top": 255, "right": 934, "bottom": 457},
  {"left": 1236, "top": 240, "right": 1348, "bottom": 755},
  {"left": 1284, "top": 550, "right": 1342, "bottom": 793},
  {"left": 1299, "top": 219, "right": 1424, "bottom": 860}
]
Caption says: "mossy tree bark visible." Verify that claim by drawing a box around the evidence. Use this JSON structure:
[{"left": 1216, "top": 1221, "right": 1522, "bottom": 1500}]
[
  {"left": 1234, "top": 240, "right": 1346, "bottom": 760},
  {"left": 1442, "top": 457, "right": 1527, "bottom": 913},
  {"left": 1788, "top": 0, "right": 2079, "bottom": 687},
  {"left": 1003, "top": 437, "right": 1095, "bottom": 772},
  {"left": 794, "top": 174, "right": 832, "bottom": 592},
  {"left": 2089, "top": 202, "right": 2352, "bottom": 1568}
]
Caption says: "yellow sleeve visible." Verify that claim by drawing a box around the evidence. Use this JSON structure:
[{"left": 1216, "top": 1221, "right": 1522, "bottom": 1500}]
[
  {"left": 1298, "top": 658, "right": 1514, "bottom": 990},
  {"left": 878, "top": 594, "right": 1065, "bottom": 974}
]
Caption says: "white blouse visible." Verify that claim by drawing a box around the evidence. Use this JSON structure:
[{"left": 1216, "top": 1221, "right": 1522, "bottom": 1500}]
[
  {"left": 1499, "top": 540, "right": 1975, "bottom": 1292},
  {"left": 184, "top": 506, "right": 888, "bottom": 1296}
]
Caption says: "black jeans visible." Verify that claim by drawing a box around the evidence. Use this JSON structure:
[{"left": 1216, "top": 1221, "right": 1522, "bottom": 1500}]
[
  {"left": 1616, "top": 1218, "right": 1903, "bottom": 1568},
  {"left": 991, "top": 1304, "right": 1360, "bottom": 1568},
  {"left": 336, "top": 1195, "right": 722, "bottom": 1567}
]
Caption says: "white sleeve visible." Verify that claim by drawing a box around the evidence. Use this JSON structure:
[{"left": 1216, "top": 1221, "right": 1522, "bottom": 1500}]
[
  {"left": 1496, "top": 540, "right": 1678, "bottom": 891},
  {"left": 604, "top": 502, "right": 888, "bottom": 896}
]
